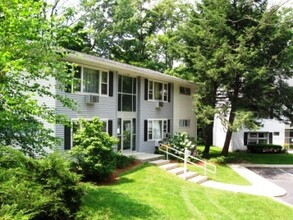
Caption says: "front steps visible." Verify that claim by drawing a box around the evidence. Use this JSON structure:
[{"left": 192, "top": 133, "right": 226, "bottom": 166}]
[{"left": 150, "top": 159, "right": 209, "bottom": 184}]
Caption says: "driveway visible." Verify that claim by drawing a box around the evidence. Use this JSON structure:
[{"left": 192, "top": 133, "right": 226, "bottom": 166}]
[{"left": 249, "top": 167, "right": 293, "bottom": 206}]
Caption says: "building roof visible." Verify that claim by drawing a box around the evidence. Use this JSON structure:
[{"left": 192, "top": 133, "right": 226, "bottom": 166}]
[{"left": 64, "top": 50, "right": 194, "bottom": 86}]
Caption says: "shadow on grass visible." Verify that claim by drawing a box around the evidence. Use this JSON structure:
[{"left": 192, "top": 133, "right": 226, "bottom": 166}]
[{"left": 79, "top": 185, "right": 158, "bottom": 219}]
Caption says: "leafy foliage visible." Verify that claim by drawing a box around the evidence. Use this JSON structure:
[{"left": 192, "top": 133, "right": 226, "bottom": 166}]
[
  {"left": 115, "top": 153, "right": 136, "bottom": 169},
  {"left": 79, "top": 0, "right": 188, "bottom": 71},
  {"left": 177, "top": 0, "right": 293, "bottom": 155},
  {"left": 0, "top": 0, "right": 76, "bottom": 156},
  {"left": 70, "top": 117, "right": 119, "bottom": 182},
  {"left": 0, "top": 146, "right": 82, "bottom": 220},
  {"left": 164, "top": 132, "right": 196, "bottom": 157}
]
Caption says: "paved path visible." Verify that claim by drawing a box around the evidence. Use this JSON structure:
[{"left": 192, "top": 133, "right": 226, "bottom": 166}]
[
  {"left": 202, "top": 164, "right": 286, "bottom": 197},
  {"left": 249, "top": 167, "right": 293, "bottom": 206}
]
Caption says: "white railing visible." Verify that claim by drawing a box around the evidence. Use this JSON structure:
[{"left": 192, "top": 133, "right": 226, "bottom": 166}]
[{"left": 159, "top": 144, "right": 217, "bottom": 177}]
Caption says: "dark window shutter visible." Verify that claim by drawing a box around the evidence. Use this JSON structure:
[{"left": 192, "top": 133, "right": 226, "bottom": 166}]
[
  {"left": 144, "top": 120, "right": 148, "bottom": 141},
  {"left": 168, "top": 119, "right": 171, "bottom": 133},
  {"left": 244, "top": 132, "right": 248, "bottom": 146},
  {"left": 269, "top": 132, "right": 273, "bottom": 144},
  {"left": 144, "top": 79, "right": 148, "bottom": 100},
  {"left": 64, "top": 126, "right": 71, "bottom": 150},
  {"left": 109, "top": 71, "right": 114, "bottom": 97},
  {"left": 108, "top": 120, "right": 113, "bottom": 136},
  {"left": 168, "top": 83, "right": 171, "bottom": 102}
]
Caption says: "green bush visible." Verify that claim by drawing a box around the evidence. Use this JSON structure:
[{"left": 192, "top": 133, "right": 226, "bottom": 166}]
[
  {"left": 0, "top": 146, "right": 82, "bottom": 220},
  {"left": 115, "top": 154, "right": 135, "bottom": 169},
  {"left": 208, "top": 156, "right": 227, "bottom": 164},
  {"left": 70, "top": 117, "right": 118, "bottom": 182},
  {"left": 165, "top": 132, "right": 197, "bottom": 158},
  {"left": 247, "top": 144, "right": 283, "bottom": 153}
]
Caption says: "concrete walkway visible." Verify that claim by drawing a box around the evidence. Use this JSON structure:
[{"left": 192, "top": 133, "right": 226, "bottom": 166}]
[{"left": 202, "top": 164, "right": 287, "bottom": 197}]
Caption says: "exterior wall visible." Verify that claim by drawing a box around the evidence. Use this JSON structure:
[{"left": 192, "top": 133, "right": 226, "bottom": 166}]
[
  {"left": 53, "top": 52, "right": 196, "bottom": 153},
  {"left": 56, "top": 71, "right": 118, "bottom": 151},
  {"left": 173, "top": 84, "right": 196, "bottom": 138},
  {"left": 35, "top": 77, "right": 57, "bottom": 137},
  {"left": 213, "top": 117, "right": 286, "bottom": 151},
  {"left": 137, "top": 77, "right": 173, "bottom": 153}
]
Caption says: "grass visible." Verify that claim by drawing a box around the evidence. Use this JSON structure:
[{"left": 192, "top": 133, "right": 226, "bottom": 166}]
[
  {"left": 185, "top": 163, "right": 251, "bottom": 185},
  {"left": 77, "top": 163, "right": 293, "bottom": 220},
  {"left": 198, "top": 146, "right": 293, "bottom": 164}
]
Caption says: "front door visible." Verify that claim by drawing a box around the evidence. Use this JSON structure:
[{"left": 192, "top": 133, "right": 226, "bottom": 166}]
[{"left": 118, "top": 118, "right": 136, "bottom": 151}]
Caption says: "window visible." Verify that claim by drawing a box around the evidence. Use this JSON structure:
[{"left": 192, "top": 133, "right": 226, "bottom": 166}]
[
  {"left": 148, "top": 80, "right": 168, "bottom": 102},
  {"left": 70, "top": 66, "right": 109, "bottom": 95},
  {"left": 179, "top": 87, "right": 191, "bottom": 95},
  {"left": 64, "top": 118, "right": 111, "bottom": 150},
  {"left": 179, "top": 119, "right": 190, "bottom": 127},
  {"left": 118, "top": 75, "right": 136, "bottom": 112},
  {"left": 147, "top": 119, "right": 168, "bottom": 140},
  {"left": 244, "top": 132, "right": 271, "bottom": 145}
]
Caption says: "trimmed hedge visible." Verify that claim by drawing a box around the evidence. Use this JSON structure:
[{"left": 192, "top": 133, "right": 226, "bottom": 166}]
[{"left": 247, "top": 144, "right": 283, "bottom": 153}]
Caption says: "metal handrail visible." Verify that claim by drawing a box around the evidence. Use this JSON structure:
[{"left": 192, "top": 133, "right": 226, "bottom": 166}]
[{"left": 159, "top": 144, "right": 217, "bottom": 177}]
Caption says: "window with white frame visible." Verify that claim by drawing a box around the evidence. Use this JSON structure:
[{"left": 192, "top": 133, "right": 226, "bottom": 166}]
[
  {"left": 247, "top": 132, "right": 269, "bottom": 144},
  {"left": 71, "top": 66, "right": 109, "bottom": 95},
  {"left": 179, "top": 119, "right": 190, "bottom": 127},
  {"left": 148, "top": 80, "right": 168, "bottom": 102},
  {"left": 148, "top": 119, "right": 168, "bottom": 140}
]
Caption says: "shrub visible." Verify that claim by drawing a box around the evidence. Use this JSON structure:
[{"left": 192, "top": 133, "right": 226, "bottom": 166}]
[
  {"left": 165, "top": 132, "right": 197, "bottom": 158},
  {"left": 70, "top": 117, "right": 118, "bottom": 182},
  {"left": 208, "top": 156, "right": 228, "bottom": 164},
  {"left": 247, "top": 144, "right": 283, "bottom": 153},
  {"left": 115, "top": 154, "right": 135, "bottom": 169},
  {"left": 0, "top": 146, "right": 82, "bottom": 220}
]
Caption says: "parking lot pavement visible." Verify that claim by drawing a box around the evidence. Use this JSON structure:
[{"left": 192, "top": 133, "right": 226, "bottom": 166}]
[{"left": 249, "top": 168, "right": 293, "bottom": 206}]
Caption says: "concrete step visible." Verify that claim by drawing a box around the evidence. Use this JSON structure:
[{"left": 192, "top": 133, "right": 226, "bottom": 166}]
[
  {"left": 178, "top": 171, "right": 198, "bottom": 180},
  {"left": 189, "top": 175, "right": 209, "bottom": 184},
  {"left": 133, "top": 153, "right": 165, "bottom": 162},
  {"left": 168, "top": 167, "right": 185, "bottom": 175},
  {"left": 160, "top": 163, "right": 179, "bottom": 171},
  {"left": 149, "top": 159, "right": 170, "bottom": 166}
]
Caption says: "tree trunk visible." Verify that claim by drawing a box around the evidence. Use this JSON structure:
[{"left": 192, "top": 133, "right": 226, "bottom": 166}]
[
  {"left": 221, "top": 107, "right": 236, "bottom": 156},
  {"left": 203, "top": 123, "right": 213, "bottom": 155},
  {"left": 221, "top": 75, "right": 240, "bottom": 156}
]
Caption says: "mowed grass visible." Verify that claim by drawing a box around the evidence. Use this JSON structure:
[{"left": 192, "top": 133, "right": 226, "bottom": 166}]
[
  {"left": 77, "top": 163, "right": 293, "bottom": 220},
  {"left": 184, "top": 162, "right": 251, "bottom": 185},
  {"left": 198, "top": 146, "right": 293, "bottom": 164}
]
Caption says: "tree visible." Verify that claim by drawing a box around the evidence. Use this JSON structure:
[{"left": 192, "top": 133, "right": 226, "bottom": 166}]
[
  {"left": 79, "top": 0, "right": 188, "bottom": 71},
  {"left": 178, "top": 0, "right": 293, "bottom": 155},
  {"left": 0, "top": 0, "right": 76, "bottom": 156}
]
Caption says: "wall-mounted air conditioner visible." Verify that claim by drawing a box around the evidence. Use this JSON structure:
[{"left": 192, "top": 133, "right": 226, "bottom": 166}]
[
  {"left": 156, "top": 101, "right": 164, "bottom": 108},
  {"left": 85, "top": 95, "right": 99, "bottom": 104}
]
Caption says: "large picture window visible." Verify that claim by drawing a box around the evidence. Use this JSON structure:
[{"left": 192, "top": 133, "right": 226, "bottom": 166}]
[
  {"left": 70, "top": 66, "right": 109, "bottom": 95},
  {"left": 148, "top": 80, "right": 168, "bottom": 102},
  {"left": 118, "top": 75, "right": 136, "bottom": 112}
]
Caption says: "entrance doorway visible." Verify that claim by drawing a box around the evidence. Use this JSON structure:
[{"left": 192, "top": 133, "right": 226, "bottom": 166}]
[{"left": 117, "top": 118, "right": 136, "bottom": 151}]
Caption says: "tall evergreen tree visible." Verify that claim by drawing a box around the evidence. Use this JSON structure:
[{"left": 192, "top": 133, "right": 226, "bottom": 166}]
[{"left": 178, "top": 0, "right": 293, "bottom": 155}]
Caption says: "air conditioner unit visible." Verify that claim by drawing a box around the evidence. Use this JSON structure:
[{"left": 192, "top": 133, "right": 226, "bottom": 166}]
[
  {"left": 155, "top": 101, "right": 164, "bottom": 108},
  {"left": 85, "top": 95, "right": 99, "bottom": 104}
]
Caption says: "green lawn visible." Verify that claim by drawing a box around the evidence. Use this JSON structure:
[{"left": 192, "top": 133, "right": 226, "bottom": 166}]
[
  {"left": 198, "top": 146, "right": 293, "bottom": 164},
  {"left": 77, "top": 163, "right": 293, "bottom": 220}
]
